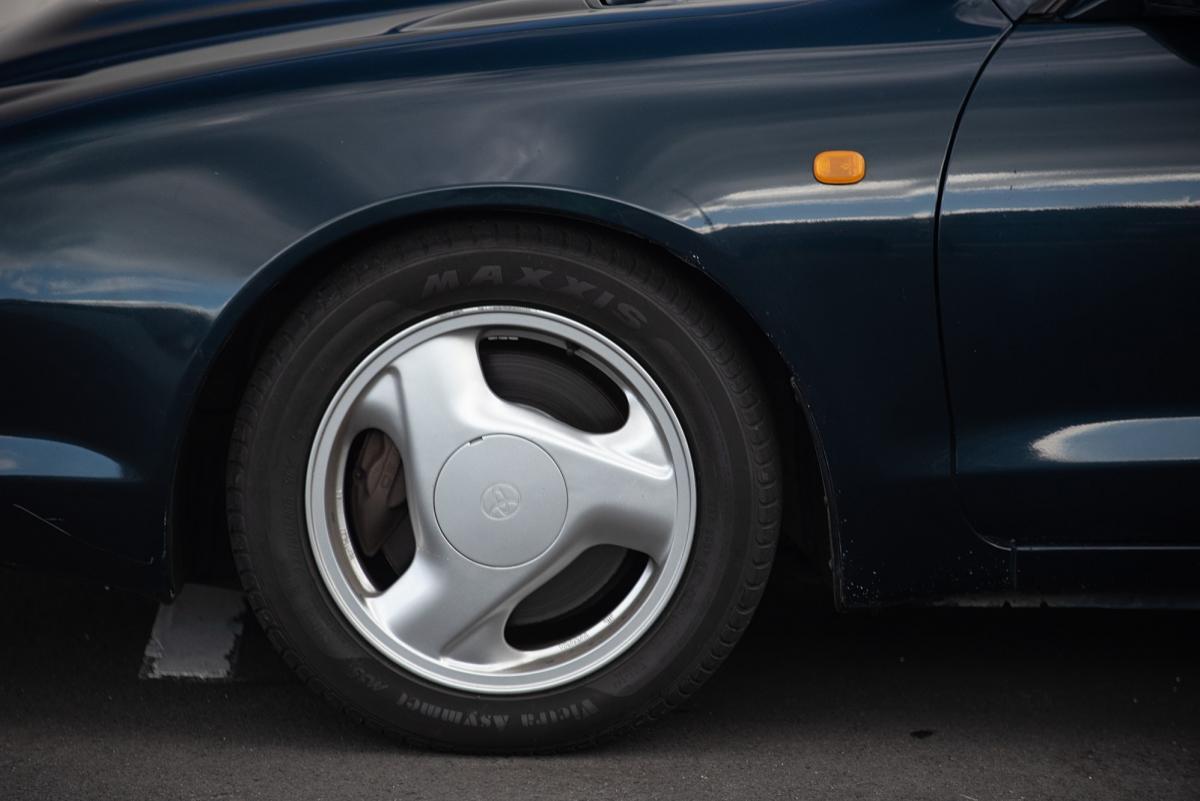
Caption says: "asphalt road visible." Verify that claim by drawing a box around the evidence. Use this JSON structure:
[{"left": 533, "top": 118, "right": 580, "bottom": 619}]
[{"left": 2, "top": 554, "right": 1197, "bottom": 801}]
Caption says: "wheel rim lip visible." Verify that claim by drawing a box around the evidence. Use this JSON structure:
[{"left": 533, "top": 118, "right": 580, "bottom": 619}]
[{"left": 305, "top": 305, "right": 697, "bottom": 694}]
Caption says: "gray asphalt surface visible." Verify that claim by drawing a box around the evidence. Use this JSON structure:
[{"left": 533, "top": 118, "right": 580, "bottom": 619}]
[{"left": 2, "top": 554, "right": 1197, "bottom": 801}]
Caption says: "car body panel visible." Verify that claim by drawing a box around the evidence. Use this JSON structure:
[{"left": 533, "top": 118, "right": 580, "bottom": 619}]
[{"left": 939, "top": 21, "right": 1200, "bottom": 562}]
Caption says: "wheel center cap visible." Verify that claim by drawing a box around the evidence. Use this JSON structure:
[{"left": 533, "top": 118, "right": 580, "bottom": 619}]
[{"left": 433, "top": 434, "right": 568, "bottom": 567}]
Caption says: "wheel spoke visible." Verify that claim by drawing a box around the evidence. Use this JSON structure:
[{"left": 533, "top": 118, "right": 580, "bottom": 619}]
[
  {"left": 367, "top": 548, "right": 573, "bottom": 665},
  {"left": 343, "top": 328, "right": 499, "bottom": 542},
  {"left": 392, "top": 328, "right": 497, "bottom": 471},
  {"left": 504, "top": 393, "right": 679, "bottom": 564},
  {"left": 342, "top": 367, "right": 408, "bottom": 449},
  {"left": 367, "top": 551, "right": 516, "bottom": 665}
]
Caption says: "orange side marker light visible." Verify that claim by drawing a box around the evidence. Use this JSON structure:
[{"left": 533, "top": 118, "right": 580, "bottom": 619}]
[{"left": 813, "top": 150, "right": 866, "bottom": 185}]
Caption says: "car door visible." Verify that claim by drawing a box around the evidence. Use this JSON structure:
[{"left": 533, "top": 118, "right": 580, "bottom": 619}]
[{"left": 938, "top": 6, "right": 1200, "bottom": 549}]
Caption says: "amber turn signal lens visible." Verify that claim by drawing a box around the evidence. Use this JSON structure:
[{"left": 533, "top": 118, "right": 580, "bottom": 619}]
[{"left": 813, "top": 150, "right": 866, "bottom": 185}]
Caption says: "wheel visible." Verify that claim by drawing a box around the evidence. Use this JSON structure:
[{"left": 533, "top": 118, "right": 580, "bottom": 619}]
[{"left": 227, "top": 217, "right": 779, "bottom": 751}]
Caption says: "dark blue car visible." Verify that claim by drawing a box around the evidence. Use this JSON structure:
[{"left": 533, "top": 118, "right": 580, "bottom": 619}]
[{"left": 1, "top": 0, "right": 1197, "bottom": 750}]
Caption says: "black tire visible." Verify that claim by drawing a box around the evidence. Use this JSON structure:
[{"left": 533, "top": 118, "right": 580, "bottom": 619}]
[{"left": 227, "top": 216, "right": 780, "bottom": 752}]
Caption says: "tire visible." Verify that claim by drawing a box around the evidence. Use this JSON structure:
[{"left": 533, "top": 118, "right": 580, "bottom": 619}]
[{"left": 227, "top": 216, "right": 779, "bottom": 752}]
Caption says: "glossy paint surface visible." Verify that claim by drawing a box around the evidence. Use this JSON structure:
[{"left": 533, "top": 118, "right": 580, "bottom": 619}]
[
  {"left": 940, "top": 21, "right": 1200, "bottom": 551},
  {"left": 0, "top": 0, "right": 1015, "bottom": 601}
]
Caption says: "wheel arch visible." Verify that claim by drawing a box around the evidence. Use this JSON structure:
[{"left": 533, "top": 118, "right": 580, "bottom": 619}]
[{"left": 168, "top": 187, "right": 833, "bottom": 595}]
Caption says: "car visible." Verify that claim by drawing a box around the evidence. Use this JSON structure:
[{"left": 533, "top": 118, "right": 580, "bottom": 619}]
[{"left": 1, "top": 0, "right": 1197, "bottom": 752}]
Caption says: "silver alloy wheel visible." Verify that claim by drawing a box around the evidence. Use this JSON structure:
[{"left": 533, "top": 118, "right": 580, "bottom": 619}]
[{"left": 306, "top": 306, "right": 696, "bottom": 694}]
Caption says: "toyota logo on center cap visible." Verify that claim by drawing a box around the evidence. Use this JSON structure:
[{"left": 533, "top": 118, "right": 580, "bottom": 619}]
[{"left": 480, "top": 482, "right": 521, "bottom": 521}]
